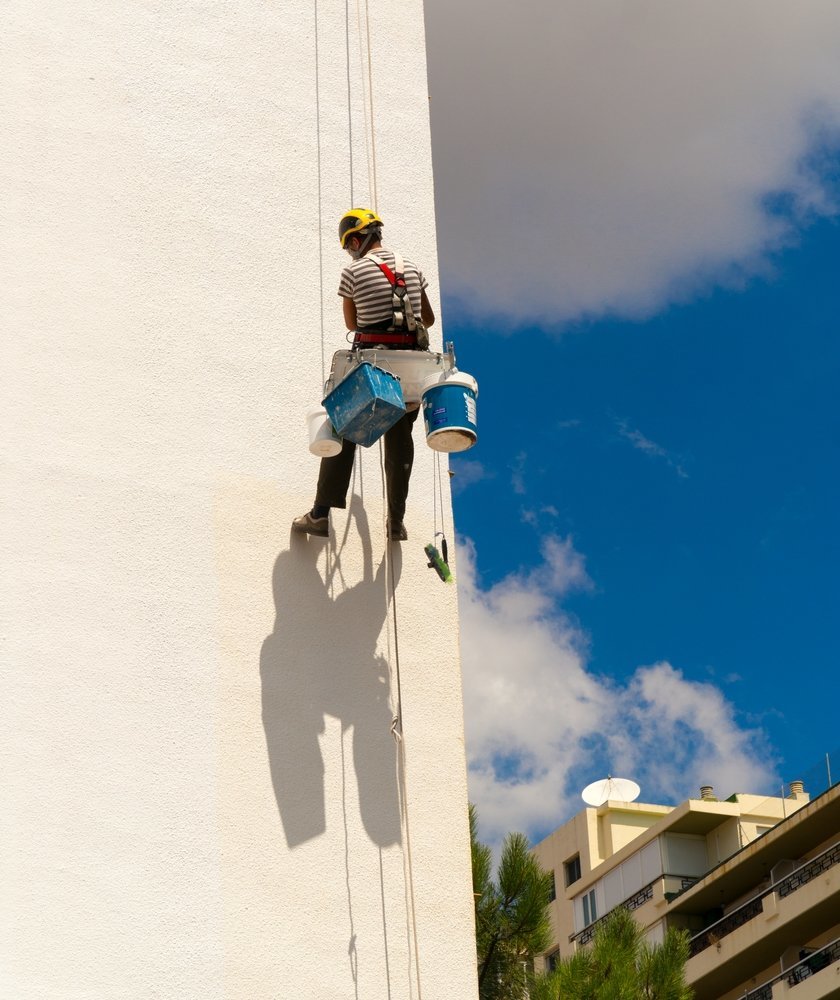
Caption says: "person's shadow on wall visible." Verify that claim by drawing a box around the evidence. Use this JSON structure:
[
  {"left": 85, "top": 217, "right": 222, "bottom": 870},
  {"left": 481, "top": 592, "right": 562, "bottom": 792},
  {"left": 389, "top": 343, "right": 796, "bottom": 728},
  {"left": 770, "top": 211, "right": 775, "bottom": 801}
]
[{"left": 260, "top": 497, "right": 402, "bottom": 849}]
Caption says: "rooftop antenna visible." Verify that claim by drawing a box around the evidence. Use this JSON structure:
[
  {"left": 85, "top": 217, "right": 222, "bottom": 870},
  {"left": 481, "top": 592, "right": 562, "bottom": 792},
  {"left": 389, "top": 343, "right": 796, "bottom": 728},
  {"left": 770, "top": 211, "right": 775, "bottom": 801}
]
[{"left": 581, "top": 775, "right": 641, "bottom": 807}]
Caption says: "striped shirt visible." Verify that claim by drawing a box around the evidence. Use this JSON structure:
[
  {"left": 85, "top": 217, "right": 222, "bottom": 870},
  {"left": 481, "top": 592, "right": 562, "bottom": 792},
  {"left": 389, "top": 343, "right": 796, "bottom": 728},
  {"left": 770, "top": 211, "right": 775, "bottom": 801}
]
[{"left": 338, "top": 247, "right": 428, "bottom": 329}]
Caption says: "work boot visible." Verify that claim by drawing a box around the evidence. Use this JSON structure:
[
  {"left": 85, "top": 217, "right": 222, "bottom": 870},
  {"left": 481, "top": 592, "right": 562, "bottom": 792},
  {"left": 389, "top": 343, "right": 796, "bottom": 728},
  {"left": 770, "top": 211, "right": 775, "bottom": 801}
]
[
  {"left": 292, "top": 510, "right": 329, "bottom": 537},
  {"left": 387, "top": 518, "right": 408, "bottom": 542}
]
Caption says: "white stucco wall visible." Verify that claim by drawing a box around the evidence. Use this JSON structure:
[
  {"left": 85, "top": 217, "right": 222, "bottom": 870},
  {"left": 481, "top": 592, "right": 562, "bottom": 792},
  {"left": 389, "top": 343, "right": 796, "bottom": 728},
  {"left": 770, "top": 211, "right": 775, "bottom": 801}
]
[{"left": 2, "top": 3, "right": 478, "bottom": 997}]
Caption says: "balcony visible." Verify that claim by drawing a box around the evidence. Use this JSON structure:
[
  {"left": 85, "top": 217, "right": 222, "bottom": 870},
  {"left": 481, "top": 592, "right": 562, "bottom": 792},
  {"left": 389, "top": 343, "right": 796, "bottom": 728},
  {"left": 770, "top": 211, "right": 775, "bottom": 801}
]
[
  {"left": 570, "top": 879, "right": 656, "bottom": 947},
  {"left": 744, "top": 937, "right": 840, "bottom": 1000},
  {"left": 684, "top": 841, "right": 840, "bottom": 1000},
  {"left": 689, "top": 841, "right": 840, "bottom": 957}
]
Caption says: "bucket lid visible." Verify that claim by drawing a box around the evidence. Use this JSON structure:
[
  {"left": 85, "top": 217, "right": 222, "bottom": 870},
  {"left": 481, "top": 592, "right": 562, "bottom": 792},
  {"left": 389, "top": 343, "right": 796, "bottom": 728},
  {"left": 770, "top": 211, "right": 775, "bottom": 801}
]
[{"left": 422, "top": 369, "right": 478, "bottom": 396}]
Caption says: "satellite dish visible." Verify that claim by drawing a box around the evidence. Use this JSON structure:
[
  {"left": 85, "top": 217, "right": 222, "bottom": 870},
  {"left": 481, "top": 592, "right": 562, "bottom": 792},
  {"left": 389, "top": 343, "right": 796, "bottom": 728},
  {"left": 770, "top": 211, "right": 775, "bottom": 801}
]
[{"left": 582, "top": 776, "right": 641, "bottom": 807}]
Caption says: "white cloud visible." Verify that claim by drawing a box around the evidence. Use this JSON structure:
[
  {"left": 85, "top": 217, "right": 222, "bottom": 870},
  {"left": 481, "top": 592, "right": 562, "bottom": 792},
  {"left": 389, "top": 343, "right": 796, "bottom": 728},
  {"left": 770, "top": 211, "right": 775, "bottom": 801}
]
[
  {"left": 449, "top": 458, "right": 494, "bottom": 495},
  {"left": 458, "top": 537, "right": 776, "bottom": 848},
  {"left": 609, "top": 662, "right": 775, "bottom": 804},
  {"left": 425, "top": 0, "right": 840, "bottom": 324},
  {"left": 511, "top": 451, "right": 528, "bottom": 494},
  {"left": 521, "top": 504, "right": 560, "bottom": 528},
  {"left": 617, "top": 419, "right": 689, "bottom": 478}
]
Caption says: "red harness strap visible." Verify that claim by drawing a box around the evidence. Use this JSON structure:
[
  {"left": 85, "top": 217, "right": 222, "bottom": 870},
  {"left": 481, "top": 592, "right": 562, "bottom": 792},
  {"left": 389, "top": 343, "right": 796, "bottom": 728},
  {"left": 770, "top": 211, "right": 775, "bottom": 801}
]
[
  {"left": 374, "top": 260, "right": 405, "bottom": 292},
  {"left": 353, "top": 331, "right": 415, "bottom": 345}
]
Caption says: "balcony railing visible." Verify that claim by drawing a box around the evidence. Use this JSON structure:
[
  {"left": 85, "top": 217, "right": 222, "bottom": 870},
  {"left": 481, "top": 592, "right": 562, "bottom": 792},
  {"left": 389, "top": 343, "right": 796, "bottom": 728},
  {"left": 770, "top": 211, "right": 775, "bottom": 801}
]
[
  {"left": 745, "top": 987, "right": 771, "bottom": 1000},
  {"left": 688, "top": 840, "right": 840, "bottom": 958},
  {"left": 570, "top": 879, "right": 657, "bottom": 946},
  {"left": 778, "top": 841, "right": 840, "bottom": 897},
  {"left": 743, "top": 937, "right": 840, "bottom": 999},
  {"left": 688, "top": 898, "right": 763, "bottom": 956}
]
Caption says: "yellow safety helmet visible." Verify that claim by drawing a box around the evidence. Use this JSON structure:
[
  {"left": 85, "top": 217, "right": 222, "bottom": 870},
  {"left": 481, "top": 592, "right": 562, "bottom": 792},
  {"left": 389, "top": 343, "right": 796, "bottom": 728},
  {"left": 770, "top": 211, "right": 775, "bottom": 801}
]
[{"left": 339, "top": 208, "right": 383, "bottom": 248}]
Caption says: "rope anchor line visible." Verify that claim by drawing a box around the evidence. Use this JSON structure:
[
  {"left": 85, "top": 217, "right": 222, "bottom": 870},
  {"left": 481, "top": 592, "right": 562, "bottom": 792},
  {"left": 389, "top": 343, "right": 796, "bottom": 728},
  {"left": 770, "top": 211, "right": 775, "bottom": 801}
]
[
  {"left": 379, "top": 438, "right": 423, "bottom": 1000},
  {"left": 318, "top": 2, "right": 425, "bottom": 989}
]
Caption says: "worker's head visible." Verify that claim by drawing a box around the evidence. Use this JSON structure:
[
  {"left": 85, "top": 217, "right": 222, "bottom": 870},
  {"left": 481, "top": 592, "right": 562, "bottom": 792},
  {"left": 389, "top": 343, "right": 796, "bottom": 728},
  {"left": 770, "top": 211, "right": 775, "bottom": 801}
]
[{"left": 339, "top": 208, "right": 383, "bottom": 258}]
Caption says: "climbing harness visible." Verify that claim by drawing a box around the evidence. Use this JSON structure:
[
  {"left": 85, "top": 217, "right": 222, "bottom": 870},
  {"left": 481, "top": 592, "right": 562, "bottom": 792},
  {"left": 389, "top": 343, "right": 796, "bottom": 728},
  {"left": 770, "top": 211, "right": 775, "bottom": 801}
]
[
  {"left": 371, "top": 253, "right": 414, "bottom": 333},
  {"left": 353, "top": 251, "right": 430, "bottom": 350}
]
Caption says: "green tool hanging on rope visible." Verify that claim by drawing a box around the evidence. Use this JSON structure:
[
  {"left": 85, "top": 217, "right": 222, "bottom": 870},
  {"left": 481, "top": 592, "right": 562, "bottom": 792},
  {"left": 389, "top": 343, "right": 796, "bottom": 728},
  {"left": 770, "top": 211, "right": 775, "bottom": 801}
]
[{"left": 424, "top": 534, "right": 453, "bottom": 583}]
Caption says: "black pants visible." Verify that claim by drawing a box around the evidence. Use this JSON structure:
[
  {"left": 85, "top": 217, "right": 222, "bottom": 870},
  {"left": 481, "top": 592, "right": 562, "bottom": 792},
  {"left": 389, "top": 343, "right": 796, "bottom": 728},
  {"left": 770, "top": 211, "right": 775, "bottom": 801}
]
[{"left": 315, "top": 408, "right": 419, "bottom": 521}]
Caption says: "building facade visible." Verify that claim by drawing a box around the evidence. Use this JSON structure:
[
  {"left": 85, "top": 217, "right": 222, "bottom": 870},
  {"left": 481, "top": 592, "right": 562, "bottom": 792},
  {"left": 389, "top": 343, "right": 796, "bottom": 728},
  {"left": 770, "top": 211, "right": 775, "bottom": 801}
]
[
  {"left": 534, "top": 782, "right": 840, "bottom": 999},
  {"left": 4, "top": 2, "right": 478, "bottom": 998}
]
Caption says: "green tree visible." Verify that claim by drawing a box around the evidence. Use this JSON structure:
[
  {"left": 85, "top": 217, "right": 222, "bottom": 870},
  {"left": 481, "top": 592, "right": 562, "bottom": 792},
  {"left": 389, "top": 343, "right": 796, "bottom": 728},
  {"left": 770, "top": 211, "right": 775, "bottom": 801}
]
[
  {"left": 471, "top": 804, "right": 555, "bottom": 999},
  {"left": 532, "top": 906, "right": 693, "bottom": 1000}
]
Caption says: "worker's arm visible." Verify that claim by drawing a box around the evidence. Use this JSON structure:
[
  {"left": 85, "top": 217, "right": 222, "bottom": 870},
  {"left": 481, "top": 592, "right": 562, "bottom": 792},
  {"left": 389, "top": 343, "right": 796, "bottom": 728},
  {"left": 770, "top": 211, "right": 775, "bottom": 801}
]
[
  {"left": 343, "top": 296, "right": 357, "bottom": 331},
  {"left": 421, "top": 289, "right": 435, "bottom": 327}
]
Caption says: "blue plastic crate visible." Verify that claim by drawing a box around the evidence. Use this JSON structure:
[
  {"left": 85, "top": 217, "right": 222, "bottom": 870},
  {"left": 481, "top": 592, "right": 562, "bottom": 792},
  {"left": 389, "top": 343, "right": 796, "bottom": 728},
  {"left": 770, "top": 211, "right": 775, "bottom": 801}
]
[{"left": 322, "top": 362, "right": 406, "bottom": 447}]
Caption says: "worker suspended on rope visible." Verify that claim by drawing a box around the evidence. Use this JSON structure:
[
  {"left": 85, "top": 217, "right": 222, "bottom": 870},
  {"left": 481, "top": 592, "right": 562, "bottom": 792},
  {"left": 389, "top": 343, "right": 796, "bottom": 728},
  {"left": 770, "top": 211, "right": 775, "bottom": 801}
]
[{"left": 292, "top": 208, "right": 436, "bottom": 541}]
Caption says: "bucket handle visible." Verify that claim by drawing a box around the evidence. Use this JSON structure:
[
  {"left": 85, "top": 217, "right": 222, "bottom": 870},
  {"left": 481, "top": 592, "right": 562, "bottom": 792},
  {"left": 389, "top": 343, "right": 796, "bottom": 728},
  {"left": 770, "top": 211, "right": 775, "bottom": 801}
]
[{"left": 324, "top": 348, "right": 358, "bottom": 396}]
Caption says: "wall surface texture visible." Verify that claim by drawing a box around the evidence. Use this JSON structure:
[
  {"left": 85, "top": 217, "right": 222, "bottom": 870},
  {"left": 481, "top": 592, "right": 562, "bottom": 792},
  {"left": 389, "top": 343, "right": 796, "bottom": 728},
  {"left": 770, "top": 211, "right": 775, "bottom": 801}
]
[{"left": 2, "top": 2, "right": 478, "bottom": 997}]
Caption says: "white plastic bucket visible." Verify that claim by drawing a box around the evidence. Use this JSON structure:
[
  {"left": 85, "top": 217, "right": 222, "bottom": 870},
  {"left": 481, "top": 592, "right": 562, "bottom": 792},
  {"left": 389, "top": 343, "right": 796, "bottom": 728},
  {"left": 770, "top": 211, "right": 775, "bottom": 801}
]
[
  {"left": 306, "top": 405, "right": 343, "bottom": 457},
  {"left": 421, "top": 370, "right": 478, "bottom": 452}
]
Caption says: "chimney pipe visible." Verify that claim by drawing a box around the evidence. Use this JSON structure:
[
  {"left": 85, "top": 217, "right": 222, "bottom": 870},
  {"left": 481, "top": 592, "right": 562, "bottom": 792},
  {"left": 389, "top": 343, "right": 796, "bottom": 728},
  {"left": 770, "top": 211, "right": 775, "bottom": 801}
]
[
  {"left": 700, "top": 785, "right": 715, "bottom": 801},
  {"left": 788, "top": 780, "right": 805, "bottom": 797}
]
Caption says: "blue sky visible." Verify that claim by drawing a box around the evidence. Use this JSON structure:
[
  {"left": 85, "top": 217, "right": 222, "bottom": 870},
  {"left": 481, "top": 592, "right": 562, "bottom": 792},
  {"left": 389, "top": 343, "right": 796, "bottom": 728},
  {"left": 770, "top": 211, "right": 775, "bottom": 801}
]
[{"left": 424, "top": 0, "right": 840, "bottom": 846}]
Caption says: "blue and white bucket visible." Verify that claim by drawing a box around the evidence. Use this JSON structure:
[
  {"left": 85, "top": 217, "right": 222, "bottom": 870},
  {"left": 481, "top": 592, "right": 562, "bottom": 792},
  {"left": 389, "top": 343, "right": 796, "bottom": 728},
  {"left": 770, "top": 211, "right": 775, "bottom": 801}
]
[
  {"left": 421, "top": 370, "right": 478, "bottom": 452},
  {"left": 322, "top": 362, "right": 405, "bottom": 448}
]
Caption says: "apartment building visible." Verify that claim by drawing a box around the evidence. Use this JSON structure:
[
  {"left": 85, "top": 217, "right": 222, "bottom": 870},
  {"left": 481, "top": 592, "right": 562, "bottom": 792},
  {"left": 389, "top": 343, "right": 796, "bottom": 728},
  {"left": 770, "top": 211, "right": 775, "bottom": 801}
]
[{"left": 533, "top": 781, "right": 840, "bottom": 999}]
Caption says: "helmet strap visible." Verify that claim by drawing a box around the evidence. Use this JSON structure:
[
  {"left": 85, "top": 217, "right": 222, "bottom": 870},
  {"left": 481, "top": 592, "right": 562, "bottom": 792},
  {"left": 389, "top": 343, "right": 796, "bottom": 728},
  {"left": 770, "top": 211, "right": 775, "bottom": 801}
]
[
  {"left": 346, "top": 226, "right": 381, "bottom": 259},
  {"left": 360, "top": 226, "right": 383, "bottom": 254}
]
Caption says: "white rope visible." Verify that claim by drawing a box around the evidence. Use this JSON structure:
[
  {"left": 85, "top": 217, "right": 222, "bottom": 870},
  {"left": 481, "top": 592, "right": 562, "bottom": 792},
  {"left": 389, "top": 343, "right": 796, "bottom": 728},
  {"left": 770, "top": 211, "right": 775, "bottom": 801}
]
[
  {"left": 340, "top": 729, "right": 359, "bottom": 994},
  {"left": 354, "top": 0, "right": 374, "bottom": 211},
  {"left": 314, "top": 0, "right": 326, "bottom": 386},
  {"left": 364, "top": 5, "right": 421, "bottom": 981},
  {"left": 435, "top": 452, "right": 447, "bottom": 543},
  {"left": 358, "top": 0, "right": 378, "bottom": 212},
  {"left": 433, "top": 451, "right": 440, "bottom": 547},
  {"left": 345, "top": 0, "right": 355, "bottom": 205},
  {"left": 379, "top": 440, "right": 423, "bottom": 1000},
  {"left": 346, "top": 7, "right": 423, "bottom": 993}
]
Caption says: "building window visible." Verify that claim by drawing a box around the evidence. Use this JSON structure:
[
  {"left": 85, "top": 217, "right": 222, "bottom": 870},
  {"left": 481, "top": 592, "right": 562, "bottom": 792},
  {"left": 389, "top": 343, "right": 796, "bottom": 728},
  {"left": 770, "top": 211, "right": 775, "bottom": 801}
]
[
  {"left": 564, "top": 854, "right": 582, "bottom": 887},
  {"left": 582, "top": 888, "right": 597, "bottom": 927},
  {"left": 546, "top": 948, "right": 560, "bottom": 972},
  {"left": 548, "top": 870, "right": 557, "bottom": 901}
]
